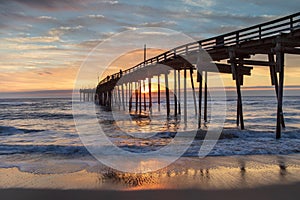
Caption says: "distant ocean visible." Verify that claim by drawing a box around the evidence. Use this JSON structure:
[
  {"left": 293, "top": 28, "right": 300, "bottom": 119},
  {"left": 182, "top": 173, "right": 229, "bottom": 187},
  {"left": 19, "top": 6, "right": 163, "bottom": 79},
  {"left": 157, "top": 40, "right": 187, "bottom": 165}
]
[{"left": 0, "top": 95, "right": 299, "bottom": 173}]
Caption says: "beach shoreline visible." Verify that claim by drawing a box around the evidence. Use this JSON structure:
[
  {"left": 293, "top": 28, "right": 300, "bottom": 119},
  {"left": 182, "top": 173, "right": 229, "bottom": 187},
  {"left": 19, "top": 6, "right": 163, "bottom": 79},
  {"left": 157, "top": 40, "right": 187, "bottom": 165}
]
[{"left": 0, "top": 154, "right": 299, "bottom": 191}]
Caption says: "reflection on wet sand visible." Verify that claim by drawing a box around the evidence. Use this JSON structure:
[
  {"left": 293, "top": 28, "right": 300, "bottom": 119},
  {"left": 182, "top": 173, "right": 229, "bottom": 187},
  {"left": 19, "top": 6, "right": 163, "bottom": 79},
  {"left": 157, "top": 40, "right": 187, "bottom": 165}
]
[
  {"left": 0, "top": 155, "right": 299, "bottom": 190},
  {"left": 97, "top": 155, "right": 300, "bottom": 190}
]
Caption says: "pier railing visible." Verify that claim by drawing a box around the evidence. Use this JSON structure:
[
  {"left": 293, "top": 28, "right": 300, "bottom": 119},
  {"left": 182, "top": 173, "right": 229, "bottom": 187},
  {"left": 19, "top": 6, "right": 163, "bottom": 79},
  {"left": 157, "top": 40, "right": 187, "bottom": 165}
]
[{"left": 99, "top": 12, "right": 300, "bottom": 85}]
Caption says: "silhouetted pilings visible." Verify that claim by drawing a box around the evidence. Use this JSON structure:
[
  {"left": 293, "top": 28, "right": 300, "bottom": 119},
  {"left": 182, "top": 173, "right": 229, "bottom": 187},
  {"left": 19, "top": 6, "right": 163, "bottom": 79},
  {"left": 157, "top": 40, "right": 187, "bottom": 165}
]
[
  {"left": 79, "top": 89, "right": 96, "bottom": 102},
  {"left": 93, "top": 13, "right": 300, "bottom": 138}
]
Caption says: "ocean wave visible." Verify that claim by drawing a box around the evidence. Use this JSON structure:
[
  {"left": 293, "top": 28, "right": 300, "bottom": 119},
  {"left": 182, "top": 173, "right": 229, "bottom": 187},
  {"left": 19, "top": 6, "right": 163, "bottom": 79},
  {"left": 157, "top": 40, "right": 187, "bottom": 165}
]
[
  {"left": 0, "top": 126, "right": 45, "bottom": 136},
  {"left": 0, "top": 112, "right": 74, "bottom": 120},
  {"left": 0, "top": 144, "right": 90, "bottom": 156}
]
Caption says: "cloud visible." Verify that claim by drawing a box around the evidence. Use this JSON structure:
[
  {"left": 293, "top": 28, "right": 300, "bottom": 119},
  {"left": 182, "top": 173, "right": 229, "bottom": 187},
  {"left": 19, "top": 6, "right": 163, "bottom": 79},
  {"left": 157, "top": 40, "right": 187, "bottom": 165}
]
[
  {"left": 86, "top": 14, "right": 105, "bottom": 19},
  {"left": 140, "top": 21, "right": 177, "bottom": 27},
  {"left": 6, "top": 36, "right": 60, "bottom": 43},
  {"left": 182, "top": 0, "right": 215, "bottom": 7},
  {"left": 48, "top": 25, "right": 83, "bottom": 37},
  {"left": 0, "top": 0, "right": 89, "bottom": 11},
  {"left": 72, "top": 39, "right": 103, "bottom": 49},
  {"left": 37, "top": 16, "right": 57, "bottom": 20},
  {"left": 37, "top": 71, "right": 53, "bottom": 76}
]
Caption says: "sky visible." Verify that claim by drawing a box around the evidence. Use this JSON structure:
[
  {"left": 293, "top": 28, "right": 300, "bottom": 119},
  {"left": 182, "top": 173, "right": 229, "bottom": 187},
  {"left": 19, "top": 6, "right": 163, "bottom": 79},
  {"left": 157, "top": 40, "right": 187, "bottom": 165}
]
[{"left": 0, "top": 0, "right": 299, "bottom": 97}]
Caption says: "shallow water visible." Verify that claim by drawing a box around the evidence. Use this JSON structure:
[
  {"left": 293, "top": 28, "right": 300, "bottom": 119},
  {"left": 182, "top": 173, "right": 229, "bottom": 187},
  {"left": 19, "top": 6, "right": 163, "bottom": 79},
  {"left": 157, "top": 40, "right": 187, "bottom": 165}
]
[{"left": 0, "top": 96, "right": 299, "bottom": 174}]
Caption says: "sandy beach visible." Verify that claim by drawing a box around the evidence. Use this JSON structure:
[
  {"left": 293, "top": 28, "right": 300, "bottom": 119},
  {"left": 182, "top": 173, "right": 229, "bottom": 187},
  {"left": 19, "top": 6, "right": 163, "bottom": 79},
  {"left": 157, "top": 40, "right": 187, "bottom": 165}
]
[{"left": 0, "top": 154, "right": 299, "bottom": 196}]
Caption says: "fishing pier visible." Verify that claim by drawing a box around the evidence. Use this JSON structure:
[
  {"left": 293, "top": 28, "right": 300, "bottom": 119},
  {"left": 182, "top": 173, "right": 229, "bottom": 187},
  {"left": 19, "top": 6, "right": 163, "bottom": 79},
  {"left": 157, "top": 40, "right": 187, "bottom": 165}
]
[{"left": 82, "top": 13, "right": 300, "bottom": 139}]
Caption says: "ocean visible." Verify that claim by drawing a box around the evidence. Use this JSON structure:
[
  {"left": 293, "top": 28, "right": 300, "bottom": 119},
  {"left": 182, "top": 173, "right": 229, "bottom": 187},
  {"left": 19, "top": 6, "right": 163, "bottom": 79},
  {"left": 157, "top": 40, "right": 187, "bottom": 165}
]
[{"left": 0, "top": 95, "right": 299, "bottom": 174}]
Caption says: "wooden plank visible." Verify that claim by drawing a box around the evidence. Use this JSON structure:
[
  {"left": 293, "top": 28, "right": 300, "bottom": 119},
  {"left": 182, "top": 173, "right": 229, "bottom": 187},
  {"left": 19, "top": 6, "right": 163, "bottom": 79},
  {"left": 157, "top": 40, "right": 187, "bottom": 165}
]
[
  {"left": 228, "top": 59, "right": 276, "bottom": 66},
  {"left": 276, "top": 38, "right": 300, "bottom": 47},
  {"left": 283, "top": 47, "right": 300, "bottom": 55}
]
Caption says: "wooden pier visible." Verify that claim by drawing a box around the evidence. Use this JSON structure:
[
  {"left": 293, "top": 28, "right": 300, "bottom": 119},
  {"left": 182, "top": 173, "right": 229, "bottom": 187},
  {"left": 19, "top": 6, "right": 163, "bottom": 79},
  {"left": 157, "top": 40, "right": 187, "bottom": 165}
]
[
  {"left": 79, "top": 88, "right": 96, "bottom": 102},
  {"left": 90, "top": 13, "right": 300, "bottom": 139}
]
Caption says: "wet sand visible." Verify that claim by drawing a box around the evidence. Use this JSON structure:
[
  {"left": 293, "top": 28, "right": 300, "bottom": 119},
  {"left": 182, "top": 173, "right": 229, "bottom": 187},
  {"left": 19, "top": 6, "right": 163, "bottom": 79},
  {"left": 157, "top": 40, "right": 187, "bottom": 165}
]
[
  {"left": 0, "top": 154, "right": 300, "bottom": 192},
  {"left": 1, "top": 183, "right": 300, "bottom": 200},
  {"left": 0, "top": 154, "right": 300, "bottom": 200}
]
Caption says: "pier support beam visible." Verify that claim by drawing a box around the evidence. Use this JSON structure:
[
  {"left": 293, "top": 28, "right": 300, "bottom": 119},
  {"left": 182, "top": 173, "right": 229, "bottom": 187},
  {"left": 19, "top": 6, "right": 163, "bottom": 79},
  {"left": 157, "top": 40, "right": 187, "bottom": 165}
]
[
  {"left": 230, "top": 51, "right": 244, "bottom": 130},
  {"left": 129, "top": 82, "right": 133, "bottom": 112},
  {"left": 184, "top": 67, "right": 187, "bottom": 124},
  {"left": 125, "top": 83, "right": 128, "bottom": 109},
  {"left": 117, "top": 86, "right": 121, "bottom": 110},
  {"left": 165, "top": 73, "right": 170, "bottom": 117},
  {"left": 121, "top": 84, "right": 125, "bottom": 111},
  {"left": 174, "top": 70, "right": 178, "bottom": 116},
  {"left": 269, "top": 53, "right": 285, "bottom": 130},
  {"left": 198, "top": 71, "right": 203, "bottom": 129},
  {"left": 108, "top": 91, "right": 112, "bottom": 110},
  {"left": 135, "top": 82, "right": 138, "bottom": 113},
  {"left": 204, "top": 71, "right": 208, "bottom": 123},
  {"left": 139, "top": 81, "right": 142, "bottom": 114},
  {"left": 148, "top": 78, "right": 152, "bottom": 114},
  {"left": 143, "top": 80, "right": 146, "bottom": 111},
  {"left": 190, "top": 68, "right": 197, "bottom": 116},
  {"left": 178, "top": 70, "right": 181, "bottom": 115},
  {"left": 275, "top": 48, "right": 285, "bottom": 139},
  {"left": 158, "top": 75, "right": 161, "bottom": 112}
]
